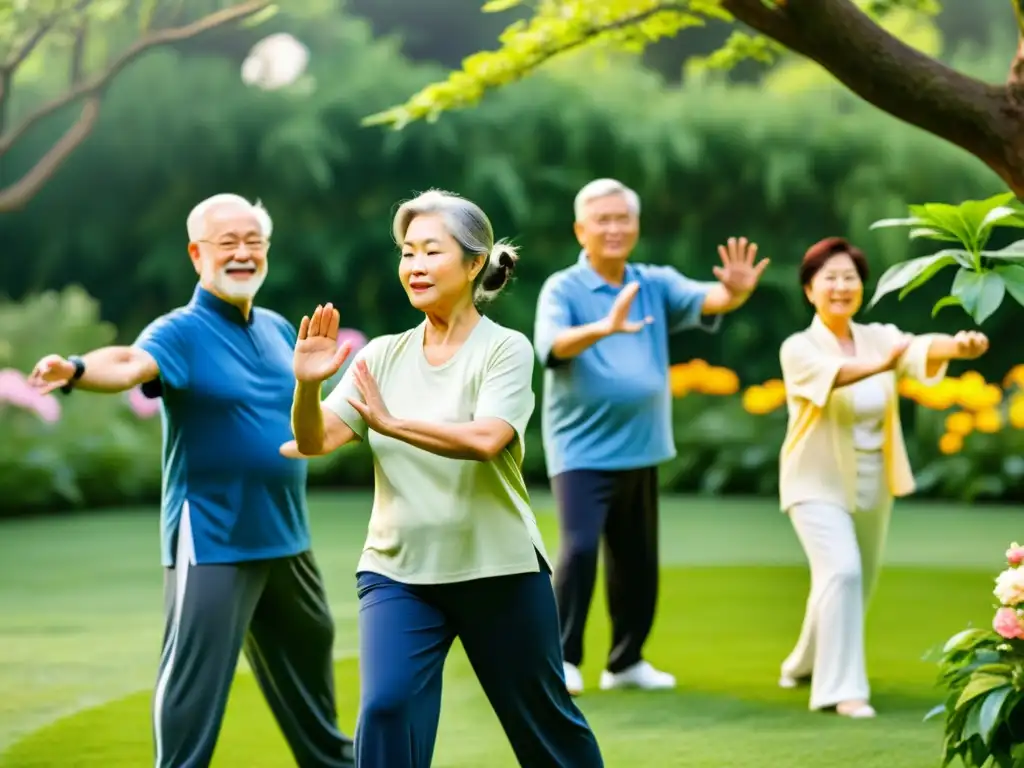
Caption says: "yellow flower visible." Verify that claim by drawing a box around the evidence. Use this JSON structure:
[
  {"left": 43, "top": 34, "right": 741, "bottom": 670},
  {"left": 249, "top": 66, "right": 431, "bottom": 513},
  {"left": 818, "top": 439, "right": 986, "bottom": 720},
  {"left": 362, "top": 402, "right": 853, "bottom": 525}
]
[
  {"left": 938, "top": 432, "right": 963, "bottom": 454},
  {"left": 1003, "top": 364, "right": 1024, "bottom": 389},
  {"left": 1009, "top": 397, "right": 1024, "bottom": 429},
  {"left": 944, "top": 411, "right": 974, "bottom": 436},
  {"left": 915, "top": 378, "right": 958, "bottom": 410},
  {"left": 669, "top": 364, "right": 691, "bottom": 397},
  {"left": 698, "top": 366, "right": 740, "bottom": 396},
  {"left": 742, "top": 384, "right": 786, "bottom": 415},
  {"left": 975, "top": 408, "right": 1003, "bottom": 433},
  {"left": 960, "top": 370, "right": 985, "bottom": 386},
  {"left": 898, "top": 379, "right": 922, "bottom": 399},
  {"left": 956, "top": 373, "right": 1001, "bottom": 411}
]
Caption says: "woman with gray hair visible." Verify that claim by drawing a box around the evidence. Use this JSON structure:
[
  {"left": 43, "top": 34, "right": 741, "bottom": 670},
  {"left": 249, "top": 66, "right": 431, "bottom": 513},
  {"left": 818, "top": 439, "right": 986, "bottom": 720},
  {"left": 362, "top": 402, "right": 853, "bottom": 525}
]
[{"left": 286, "top": 189, "right": 604, "bottom": 767}]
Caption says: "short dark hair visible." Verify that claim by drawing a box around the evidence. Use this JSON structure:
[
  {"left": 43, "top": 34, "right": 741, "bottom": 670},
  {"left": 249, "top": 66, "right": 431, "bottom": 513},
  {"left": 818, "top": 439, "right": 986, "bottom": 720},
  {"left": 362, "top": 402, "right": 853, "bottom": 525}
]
[{"left": 799, "top": 237, "right": 869, "bottom": 289}]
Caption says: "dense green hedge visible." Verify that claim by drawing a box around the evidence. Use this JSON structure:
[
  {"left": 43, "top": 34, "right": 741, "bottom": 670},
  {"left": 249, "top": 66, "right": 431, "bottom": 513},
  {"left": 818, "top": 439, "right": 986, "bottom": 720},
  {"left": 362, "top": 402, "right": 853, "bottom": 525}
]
[{"left": 1, "top": 10, "right": 1020, "bottom": 513}]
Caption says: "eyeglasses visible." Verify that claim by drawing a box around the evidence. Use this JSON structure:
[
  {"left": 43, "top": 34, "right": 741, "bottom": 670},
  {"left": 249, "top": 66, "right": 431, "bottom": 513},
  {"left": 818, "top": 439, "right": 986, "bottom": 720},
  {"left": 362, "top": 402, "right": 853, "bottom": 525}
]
[{"left": 197, "top": 238, "right": 269, "bottom": 253}]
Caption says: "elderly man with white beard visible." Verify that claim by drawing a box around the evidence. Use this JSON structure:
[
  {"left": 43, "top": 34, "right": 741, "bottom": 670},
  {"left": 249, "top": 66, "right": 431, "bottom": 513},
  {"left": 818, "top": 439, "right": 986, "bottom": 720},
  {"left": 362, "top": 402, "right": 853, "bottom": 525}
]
[{"left": 27, "top": 194, "right": 355, "bottom": 768}]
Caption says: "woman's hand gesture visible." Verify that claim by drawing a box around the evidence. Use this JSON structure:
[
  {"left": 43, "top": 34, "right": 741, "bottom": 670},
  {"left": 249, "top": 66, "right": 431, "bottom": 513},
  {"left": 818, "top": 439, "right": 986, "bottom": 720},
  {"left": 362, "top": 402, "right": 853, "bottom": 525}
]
[
  {"left": 953, "top": 330, "right": 989, "bottom": 360},
  {"left": 882, "top": 334, "right": 912, "bottom": 371},
  {"left": 293, "top": 303, "right": 352, "bottom": 383}
]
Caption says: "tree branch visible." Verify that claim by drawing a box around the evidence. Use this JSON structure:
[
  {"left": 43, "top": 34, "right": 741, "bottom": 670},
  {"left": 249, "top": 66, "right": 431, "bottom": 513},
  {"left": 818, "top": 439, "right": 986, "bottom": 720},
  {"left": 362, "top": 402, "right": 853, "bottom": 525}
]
[
  {"left": 0, "top": 97, "right": 101, "bottom": 211},
  {"left": 0, "top": 0, "right": 269, "bottom": 159},
  {"left": 719, "top": 0, "right": 803, "bottom": 52},
  {"left": 0, "top": 0, "right": 270, "bottom": 211},
  {"left": 725, "top": 0, "right": 1024, "bottom": 194},
  {"left": 70, "top": 20, "right": 88, "bottom": 86},
  {"left": 5, "top": 15, "right": 63, "bottom": 72}
]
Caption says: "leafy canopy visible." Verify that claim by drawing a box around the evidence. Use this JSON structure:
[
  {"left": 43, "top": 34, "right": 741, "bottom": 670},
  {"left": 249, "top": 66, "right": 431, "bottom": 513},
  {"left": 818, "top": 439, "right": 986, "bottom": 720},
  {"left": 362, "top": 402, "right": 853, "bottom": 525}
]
[{"left": 364, "top": 0, "right": 941, "bottom": 128}]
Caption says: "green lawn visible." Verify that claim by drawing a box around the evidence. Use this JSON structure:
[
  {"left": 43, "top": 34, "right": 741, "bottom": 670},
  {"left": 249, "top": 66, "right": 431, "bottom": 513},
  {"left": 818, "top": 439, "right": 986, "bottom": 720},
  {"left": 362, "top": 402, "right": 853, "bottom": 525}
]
[{"left": 0, "top": 491, "right": 1020, "bottom": 767}]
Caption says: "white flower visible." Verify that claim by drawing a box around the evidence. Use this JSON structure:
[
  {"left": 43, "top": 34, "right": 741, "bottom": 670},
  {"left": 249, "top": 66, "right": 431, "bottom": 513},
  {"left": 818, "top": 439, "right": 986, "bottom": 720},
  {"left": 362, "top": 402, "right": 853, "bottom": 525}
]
[
  {"left": 993, "top": 566, "right": 1024, "bottom": 607},
  {"left": 241, "top": 33, "right": 309, "bottom": 91}
]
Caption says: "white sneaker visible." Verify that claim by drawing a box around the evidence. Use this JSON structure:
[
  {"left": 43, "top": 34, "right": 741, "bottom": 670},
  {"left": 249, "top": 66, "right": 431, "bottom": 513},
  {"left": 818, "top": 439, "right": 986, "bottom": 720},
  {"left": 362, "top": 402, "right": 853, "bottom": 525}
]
[
  {"left": 779, "top": 671, "right": 810, "bottom": 689},
  {"left": 563, "top": 662, "right": 584, "bottom": 696},
  {"left": 836, "top": 701, "right": 877, "bottom": 719},
  {"left": 599, "top": 661, "right": 676, "bottom": 691}
]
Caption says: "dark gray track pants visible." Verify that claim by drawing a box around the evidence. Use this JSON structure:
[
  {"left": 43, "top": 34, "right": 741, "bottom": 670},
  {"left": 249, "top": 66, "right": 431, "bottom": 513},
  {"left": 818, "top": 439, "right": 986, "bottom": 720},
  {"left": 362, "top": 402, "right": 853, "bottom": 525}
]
[{"left": 152, "top": 536, "right": 353, "bottom": 767}]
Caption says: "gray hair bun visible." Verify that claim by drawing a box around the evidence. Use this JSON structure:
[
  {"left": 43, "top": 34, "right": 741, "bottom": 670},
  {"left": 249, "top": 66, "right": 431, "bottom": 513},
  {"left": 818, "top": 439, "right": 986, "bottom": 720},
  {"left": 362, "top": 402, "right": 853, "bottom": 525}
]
[{"left": 480, "top": 242, "right": 519, "bottom": 295}]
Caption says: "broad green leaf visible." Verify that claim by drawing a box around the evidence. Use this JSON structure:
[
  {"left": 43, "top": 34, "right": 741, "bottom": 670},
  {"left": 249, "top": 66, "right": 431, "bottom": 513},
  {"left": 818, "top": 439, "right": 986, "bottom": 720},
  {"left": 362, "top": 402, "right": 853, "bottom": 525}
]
[
  {"left": 870, "top": 216, "right": 924, "bottom": 230},
  {"left": 995, "top": 264, "right": 1024, "bottom": 307},
  {"left": 936, "top": 289, "right": 967, "bottom": 319},
  {"left": 981, "top": 206, "right": 1020, "bottom": 230},
  {"left": 982, "top": 240, "right": 1024, "bottom": 261},
  {"left": 868, "top": 251, "right": 960, "bottom": 308},
  {"left": 910, "top": 227, "right": 962, "bottom": 242},
  {"left": 956, "top": 673, "right": 1014, "bottom": 709},
  {"left": 978, "top": 685, "right": 1012, "bottom": 745},
  {"left": 943, "top": 628, "right": 991, "bottom": 654},
  {"left": 963, "top": 698, "right": 983, "bottom": 740},
  {"left": 897, "top": 250, "right": 968, "bottom": 299},
  {"left": 910, "top": 203, "right": 975, "bottom": 248},
  {"left": 958, "top": 192, "right": 1019, "bottom": 244},
  {"left": 951, "top": 268, "right": 1005, "bottom": 324},
  {"left": 970, "top": 663, "right": 1015, "bottom": 677}
]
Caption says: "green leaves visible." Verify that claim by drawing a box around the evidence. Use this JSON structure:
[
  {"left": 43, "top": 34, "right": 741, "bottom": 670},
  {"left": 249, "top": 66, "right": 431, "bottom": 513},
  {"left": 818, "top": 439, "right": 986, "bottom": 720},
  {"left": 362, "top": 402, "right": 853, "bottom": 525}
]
[
  {"left": 364, "top": 0, "right": 787, "bottom": 128},
  {"left": 868, "top": 191, "right": 1024, "bottom": 325},
  {"left": 951, "top": 269, "right": 1006, "bottom": 325},
  {"left": 929, "top": 630, "right": 1024, "bottom": 768},
  {"left": 868, "top": 250, "right": 968, "bottom": 309}
]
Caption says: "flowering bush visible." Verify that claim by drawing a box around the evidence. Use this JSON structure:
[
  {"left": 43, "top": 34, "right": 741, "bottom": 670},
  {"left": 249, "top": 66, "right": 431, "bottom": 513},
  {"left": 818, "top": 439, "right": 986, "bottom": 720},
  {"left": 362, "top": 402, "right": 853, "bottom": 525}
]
[
  {"left": 661, "top": 358, "right": 1024, "bottom": 501},
  {"left": 0, "top": 288, "right": 163, "bottom": 513},
  {"left": 927, "top": 543, "right": 1024, "bottom": 768}
]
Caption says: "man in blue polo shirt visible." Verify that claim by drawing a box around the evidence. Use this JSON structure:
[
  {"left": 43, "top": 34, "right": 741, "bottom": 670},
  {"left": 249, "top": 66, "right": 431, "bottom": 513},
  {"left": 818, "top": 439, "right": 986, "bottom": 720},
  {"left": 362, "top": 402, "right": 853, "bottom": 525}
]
[
  {"left": 534, "top": 178, "right": 768, "bottom": 697},
  {"left": 27, "top": 194, "right": 354, "bottom": 767}
]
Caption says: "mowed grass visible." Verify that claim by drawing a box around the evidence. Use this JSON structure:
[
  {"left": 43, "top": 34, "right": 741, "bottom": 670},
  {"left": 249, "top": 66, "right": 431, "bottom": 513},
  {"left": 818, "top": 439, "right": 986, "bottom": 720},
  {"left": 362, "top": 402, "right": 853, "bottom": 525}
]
[{"left": 0, "top": 491, "right": 1021, "bottom": 767}]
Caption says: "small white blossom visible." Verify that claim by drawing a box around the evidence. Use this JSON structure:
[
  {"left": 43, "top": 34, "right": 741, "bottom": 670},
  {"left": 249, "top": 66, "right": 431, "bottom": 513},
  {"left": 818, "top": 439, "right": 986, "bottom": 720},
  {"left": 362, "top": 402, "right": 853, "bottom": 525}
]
[
  {"left": 993, "top": 566, "right": 1024, "bottom": 607},
  {"left": 241, "top": 33, "right": 310, "bottom": 91}
]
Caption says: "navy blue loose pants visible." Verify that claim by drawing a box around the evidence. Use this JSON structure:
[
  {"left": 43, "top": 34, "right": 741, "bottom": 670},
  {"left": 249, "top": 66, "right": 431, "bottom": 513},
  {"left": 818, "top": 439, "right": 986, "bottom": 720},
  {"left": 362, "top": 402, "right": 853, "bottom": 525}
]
[{"left": 354, "top": 561, "right": 604, "bottom": 768}]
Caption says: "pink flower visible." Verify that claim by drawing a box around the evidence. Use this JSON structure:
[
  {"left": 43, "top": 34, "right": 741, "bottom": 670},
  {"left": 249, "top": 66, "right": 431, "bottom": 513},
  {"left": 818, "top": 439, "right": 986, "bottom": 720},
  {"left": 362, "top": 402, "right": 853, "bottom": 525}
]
[
  {"left": 1007, "top": 542, "right": 1024, "bottom": 567},
  {"left": 0, "top": 368, "right": 61, "bottom": 422},
  {"left": 127, "top": 386, "right": 161, "bottom": 418},
  {"left": 336, "top": 328, "right": 368, "bottom": 355},
  {"left": 993, "top": 607, "right": 1024, "bottom": 640},
  {"left": 33, "top": 396, "right": 61, "bottom": 423}
]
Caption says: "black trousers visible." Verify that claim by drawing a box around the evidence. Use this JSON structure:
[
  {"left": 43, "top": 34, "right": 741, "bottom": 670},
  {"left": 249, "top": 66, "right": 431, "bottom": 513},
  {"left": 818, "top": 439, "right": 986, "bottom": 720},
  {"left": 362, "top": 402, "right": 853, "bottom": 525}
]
[
  {"left": 152, "top": 549, "right": 354, "bottom": 768},
  {"left": 354, "top": 560, "right": 603, "bottom": 768},
  {"left": 552, "top": 466, "right": 659, "bottom": 673}
]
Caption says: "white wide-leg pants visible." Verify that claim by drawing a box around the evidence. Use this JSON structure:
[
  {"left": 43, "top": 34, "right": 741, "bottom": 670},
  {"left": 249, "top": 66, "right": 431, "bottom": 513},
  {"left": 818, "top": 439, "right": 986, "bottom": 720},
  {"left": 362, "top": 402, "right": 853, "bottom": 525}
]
[{"left": 781, "top": 451, "right": 892, "bottom": 710}]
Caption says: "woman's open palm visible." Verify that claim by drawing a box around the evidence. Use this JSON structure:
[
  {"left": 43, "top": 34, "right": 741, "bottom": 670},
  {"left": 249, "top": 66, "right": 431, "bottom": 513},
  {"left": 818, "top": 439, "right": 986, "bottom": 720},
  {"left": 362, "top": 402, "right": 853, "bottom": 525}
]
[{"left": 293, "top": 303, "right": 352, "bottom": 383}]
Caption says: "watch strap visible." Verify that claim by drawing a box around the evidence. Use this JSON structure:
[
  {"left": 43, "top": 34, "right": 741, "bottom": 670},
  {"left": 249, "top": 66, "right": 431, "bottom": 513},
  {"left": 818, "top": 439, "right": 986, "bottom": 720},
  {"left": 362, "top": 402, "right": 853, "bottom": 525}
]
[{"left": 60, "top": 355, "right": 86, "bottom": 394}]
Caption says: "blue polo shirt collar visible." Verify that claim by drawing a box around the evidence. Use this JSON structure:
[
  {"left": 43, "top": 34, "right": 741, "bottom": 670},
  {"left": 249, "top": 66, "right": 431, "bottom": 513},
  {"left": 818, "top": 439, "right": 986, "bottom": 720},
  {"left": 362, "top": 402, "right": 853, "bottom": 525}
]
[
  {"left": 191, "top": 283, "right": 254, "bottom": 326},
  {"left": 576, "top": 249, "right": 636, "bottom": 291}
]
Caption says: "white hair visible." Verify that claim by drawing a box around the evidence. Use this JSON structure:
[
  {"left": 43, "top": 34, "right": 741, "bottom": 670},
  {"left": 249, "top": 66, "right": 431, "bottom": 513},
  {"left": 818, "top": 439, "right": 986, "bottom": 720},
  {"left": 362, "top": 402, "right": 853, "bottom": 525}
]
[
  {"left": 186, "top": 193, "right": 273, "bottom": 242},
  {"left": 574, "top": 178, "right": 641, "bottom": 222},
  {"left": 392, "top": 189, "right": 518, "bottom": 304}
]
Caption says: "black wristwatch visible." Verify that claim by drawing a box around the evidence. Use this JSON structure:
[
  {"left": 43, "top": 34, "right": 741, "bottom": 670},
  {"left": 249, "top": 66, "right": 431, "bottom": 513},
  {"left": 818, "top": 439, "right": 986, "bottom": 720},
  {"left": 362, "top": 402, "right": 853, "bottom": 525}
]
[{"left": 61, "top": 355, "right": 86, "bottom": 394}]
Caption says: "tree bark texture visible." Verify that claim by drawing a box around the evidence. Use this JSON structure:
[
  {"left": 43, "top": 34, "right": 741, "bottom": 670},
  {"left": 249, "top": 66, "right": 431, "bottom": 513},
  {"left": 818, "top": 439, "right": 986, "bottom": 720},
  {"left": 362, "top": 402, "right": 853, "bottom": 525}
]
[{"left": 724, "top": 0, "right": 1024, "bottom": 196}]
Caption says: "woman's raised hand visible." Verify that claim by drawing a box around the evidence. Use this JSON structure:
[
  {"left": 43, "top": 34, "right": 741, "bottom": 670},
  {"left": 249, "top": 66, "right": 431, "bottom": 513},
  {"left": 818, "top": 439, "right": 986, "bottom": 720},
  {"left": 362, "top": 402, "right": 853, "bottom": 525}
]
[{"left": 293, "top": 303, "right": 352, "bottom": 383}]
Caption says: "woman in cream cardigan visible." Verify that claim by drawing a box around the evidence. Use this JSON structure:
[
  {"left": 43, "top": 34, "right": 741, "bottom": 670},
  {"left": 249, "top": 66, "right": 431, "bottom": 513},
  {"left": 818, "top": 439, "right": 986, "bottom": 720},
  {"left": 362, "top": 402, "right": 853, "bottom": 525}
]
[{"left": 777, "top": 237, "right": 989, "bottom": 719}]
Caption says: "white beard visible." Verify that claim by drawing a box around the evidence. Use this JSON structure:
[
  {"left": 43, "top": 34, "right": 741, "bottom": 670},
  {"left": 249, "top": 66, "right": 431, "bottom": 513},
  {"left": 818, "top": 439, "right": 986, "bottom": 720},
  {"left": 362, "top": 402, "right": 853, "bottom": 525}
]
[{"left": 208, "top": 259, "right": 267, "bottom": 301}]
